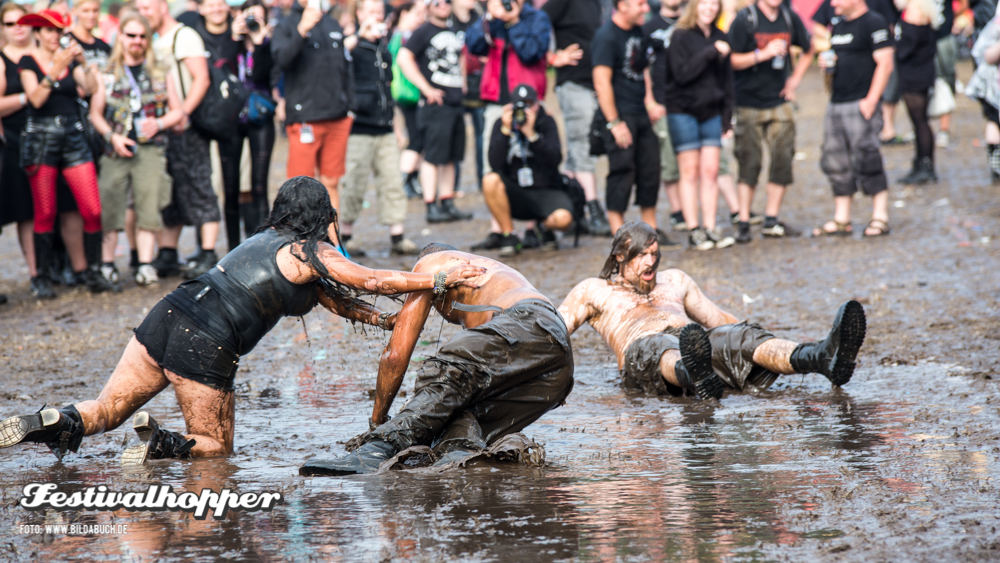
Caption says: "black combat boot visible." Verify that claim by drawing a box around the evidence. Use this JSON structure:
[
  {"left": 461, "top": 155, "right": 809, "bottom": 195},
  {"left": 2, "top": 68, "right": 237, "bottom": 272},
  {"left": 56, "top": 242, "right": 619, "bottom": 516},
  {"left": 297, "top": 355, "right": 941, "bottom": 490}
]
[
  {"left": 120, "top": 412, "right": 197, "bottom": 466},
  {"left": 906, "top": 157, "right": 938, "bottom": 185},
  {"left": 183, "top": 249, "right": 219, "bottom": 280},
  {"left": 789, "top": 300, "right": 867, "bottom": 386},
  {"left": 82, "top": 232, "right": 120, "bottom": 293},
  {"left": 0, "top": 405, "right": 85, "bottom": 460},
  {"left": 151, "top": 248, "right": 181, "bottom": 277},
  {"left": 675, "top": 324, "right": 725, "bottom": 400},
  {"left": 584, "top": 200, "right": 612, "bottom": 237},
  {"left": 426, "top": 201, "right": 450, "bottom": 224},
  {"left": 439, "top": 197, "right": 472, "bottom": 221},
  {"left": 31, "top": 232, "right": 57, "bottom": 299},
  {"left": 299, "top": 440, "right": 398, "bottom": 476}
]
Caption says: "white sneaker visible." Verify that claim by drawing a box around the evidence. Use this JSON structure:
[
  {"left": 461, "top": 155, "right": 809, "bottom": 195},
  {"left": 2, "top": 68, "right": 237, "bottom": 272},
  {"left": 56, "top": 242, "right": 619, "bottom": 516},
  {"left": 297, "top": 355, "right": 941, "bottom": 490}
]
[
  {"left": 134, "top": 264, "right": 159, "bottom": 286},
  {"left": 935, "top": 131, "right": 950, "bottom": 148},
  {"left": 100, "top": 264, "right": 120, "bottom": 284},
  {"left": 707, "top": 227, "right": 736, "bottom": 249}
]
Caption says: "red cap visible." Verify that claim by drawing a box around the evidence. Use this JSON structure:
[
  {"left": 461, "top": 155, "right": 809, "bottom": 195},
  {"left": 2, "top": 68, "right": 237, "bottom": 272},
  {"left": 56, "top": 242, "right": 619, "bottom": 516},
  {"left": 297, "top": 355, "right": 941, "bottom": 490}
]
[{"left": 16, "top": 10, "right": 70, "bottom": 30}]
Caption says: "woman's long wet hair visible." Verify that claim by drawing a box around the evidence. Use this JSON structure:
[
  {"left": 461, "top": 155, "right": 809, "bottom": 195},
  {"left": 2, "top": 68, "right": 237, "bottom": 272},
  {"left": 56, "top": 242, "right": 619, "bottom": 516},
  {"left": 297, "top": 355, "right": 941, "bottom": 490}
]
[
  {"left": 599, "top": 222, "right": 659, "bottom": 280},
  {"left": 257, "top": 176, "right": 338, "bottom": 279}
]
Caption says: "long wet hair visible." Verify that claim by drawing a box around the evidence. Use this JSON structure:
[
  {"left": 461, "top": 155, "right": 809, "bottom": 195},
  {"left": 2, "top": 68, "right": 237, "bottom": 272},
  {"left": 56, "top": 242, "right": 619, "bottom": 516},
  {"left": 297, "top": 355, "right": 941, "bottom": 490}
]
[
  {"left": 599, "top": 222, "right": 659, "bottom": 280},
  {"left": 257, "top": 176, "right": 338, "bottom": 279}
]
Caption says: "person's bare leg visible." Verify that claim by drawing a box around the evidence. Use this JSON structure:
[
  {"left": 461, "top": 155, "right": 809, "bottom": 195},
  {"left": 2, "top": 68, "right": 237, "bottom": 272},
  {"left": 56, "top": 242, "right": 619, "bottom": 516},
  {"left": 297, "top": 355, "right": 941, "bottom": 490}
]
[
  {"left": 574, "top": 171, "right": 598, "bottom": 201},
  {"left": 400, "top": 149, "right": 421, "bottom": 174},
  {"left": 607, "top": 210, "right": 625, "bottom": 234},
  {"left": 718, "top": 173, "right": 739, "bottom": 216},
  {"left": 833, "top": 195, "right": 852, "bottom": 224},
  {"left": 738, "top": 182, "right": 755, "bottom": 222},
  {"left": 986, "top": 121, "right": 1000, "bottom": 144},
  {"left": 159, "top": 224, "right": 182, "bottom": 248},
  {"left": 419, "top": 160, "right": 438, "bottom": 203},
  {"left": 664, "top": 180, "right": 681, "bottom": 211},
  {"left": 136, "top": 230, "right": 158, "bottom": 263},
  {"left": 164, "top": 370, "right": 235, "bottom": 456},
  {"left": 199, "top": 221, "right": 218, "bottom": 251},
  {"left": 639, "top": 206, "right": 657, "bottom": 231},
  {"left": 764, "top": 182, "right": 786, "bottom": 217},
  {"left": 939, "top": 112, "right": 951, "bottom": 134},
  {"left": 880, "top": 102, "right": 897, "bottom": 140},
  {"left": 60, "top": 211, "right": 87, "bottom": 272},
  {"left": 677, "top": 150, "right": 701, "bottom": 229},
  {"left": 17, "top": 220, "right": 37, "bottom": 277},
  {"left": 437, "top": 164, "right": 456, "bottom": 199},
  {"left": 658, "top": 349, "right": 683, "bottom": 386},
  {"left": 865, "top": 190, "right": 890, "bottom": 235},
  {"left": 751, "top": 339, "right": 798, "bottom": 374},
  {"left": 543, "top": 209, "right": 573, "bottom": 231},
  {"left": 699, "top": 147, "right": 721, "bottom": 231},
  {"left": 74, "top": 336, "right": 171, "bottom": 435},
  {"left": 102, "top": 231, "right": 118, "bottom": 263},
  {"left": 482, "top": 173, "right": 514, "bottom": 233},
  {"left": 124, "top": 208, "right": 137, "bottom": 253}
]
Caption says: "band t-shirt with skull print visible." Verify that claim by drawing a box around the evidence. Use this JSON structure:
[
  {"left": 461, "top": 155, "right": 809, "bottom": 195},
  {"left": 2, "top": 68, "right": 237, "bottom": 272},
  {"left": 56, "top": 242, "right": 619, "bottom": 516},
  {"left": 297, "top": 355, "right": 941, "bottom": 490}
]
[
  {"left": 405, "top": 21, "right": 465, "bottom": 106},
  {"left": 590, "top": 20, "right": 650, "bottom": 116}
]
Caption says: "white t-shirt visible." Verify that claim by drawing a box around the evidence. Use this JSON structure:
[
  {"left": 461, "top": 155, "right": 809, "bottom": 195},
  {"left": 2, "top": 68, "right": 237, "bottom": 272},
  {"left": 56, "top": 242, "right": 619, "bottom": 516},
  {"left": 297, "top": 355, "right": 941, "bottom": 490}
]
[{"left": 154, "top": 23, "right": 205, "bottom": 113}]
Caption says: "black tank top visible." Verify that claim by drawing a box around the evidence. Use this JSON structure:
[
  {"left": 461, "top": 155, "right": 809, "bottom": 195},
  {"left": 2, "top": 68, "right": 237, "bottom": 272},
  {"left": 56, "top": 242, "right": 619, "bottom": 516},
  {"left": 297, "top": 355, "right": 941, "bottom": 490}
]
[
  {"left": 18, "top": 55, "right": 79, "bottom": 118},
  {"left": 198, "top": 229, "right": 319, "bottom": 355},
  {"left": 1, "top": 51, "right": 27, "bottom": 131}
]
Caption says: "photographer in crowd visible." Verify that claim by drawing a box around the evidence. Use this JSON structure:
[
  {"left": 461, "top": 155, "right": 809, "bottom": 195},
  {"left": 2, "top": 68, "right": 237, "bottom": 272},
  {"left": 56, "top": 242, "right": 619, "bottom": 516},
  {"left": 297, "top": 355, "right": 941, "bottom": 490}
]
[
  {"left": 91, "top": 12, "right": 185, "bottom": 287},
  {"left": 479, "top": 84, "right": 575, "bottom": 257},
  {"left": 339, "top": 0, "right": 418, "bottom": 257}
]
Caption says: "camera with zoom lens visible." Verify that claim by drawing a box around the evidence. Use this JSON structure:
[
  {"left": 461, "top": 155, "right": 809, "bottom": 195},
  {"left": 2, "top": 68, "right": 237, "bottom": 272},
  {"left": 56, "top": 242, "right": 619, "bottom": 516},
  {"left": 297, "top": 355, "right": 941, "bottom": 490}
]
[
  {"left": 512, "top": 101, "right": 528, "bottom": 127},
  {"left": 245, "top": 13, "right": 261, "bottom": 32},
  {"left": 502, "top": 0, "right": 513, "bottom": 11},
  {"left": 59, "top": 35, "right": 72, "bottom": 50}
]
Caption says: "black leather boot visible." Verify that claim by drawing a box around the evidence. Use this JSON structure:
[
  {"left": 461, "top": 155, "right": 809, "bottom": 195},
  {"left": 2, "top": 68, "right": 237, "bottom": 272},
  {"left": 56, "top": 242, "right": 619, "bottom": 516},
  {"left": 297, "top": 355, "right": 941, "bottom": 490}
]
[
  {"left": 299, "top": 440, "right": 398, "bottom": 476},
  {"left": 789, "top": 300, "right": 867, "bottom": 386},
  {"left": 120, "top": 411, "right": 197, "bottom": 466},
  {"left": 426, "top": 201, "right": 450, "bottom": 224},
  {"left": 440, "top": 197, "right": 472, "bottom": 221},
  {"left": 151, "top": 248, "right": 181, "bottom": 277},
  {"left": 83, "top": 232, "right": 119, "bottom": 293},
  {"left": 31, "top": 232, "right": 56, "bottom": 299},
  {"left": 585, "top": 200, "right": 612, "bottom": 237},
  {"left": 675, "top": 324, "right": 725, "bottom": 400},
  {"left": 0, "top": 405, "right": 85, "bottom": 460}
]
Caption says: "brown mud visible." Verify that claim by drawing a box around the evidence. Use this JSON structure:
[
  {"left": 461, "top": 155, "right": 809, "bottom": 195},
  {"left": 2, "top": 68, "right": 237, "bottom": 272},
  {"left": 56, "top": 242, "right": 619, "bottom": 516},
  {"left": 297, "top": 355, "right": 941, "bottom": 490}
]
[{"left": 0, "top": 65, "right": 998, "bottom": 562}]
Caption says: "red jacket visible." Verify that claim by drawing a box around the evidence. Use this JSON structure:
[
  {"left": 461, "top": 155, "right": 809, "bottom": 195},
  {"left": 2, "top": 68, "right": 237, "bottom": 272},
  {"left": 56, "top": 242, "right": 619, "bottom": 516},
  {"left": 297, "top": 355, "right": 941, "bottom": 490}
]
[{"left": 478, "top": 38, "right": 547, "bottom": 103}]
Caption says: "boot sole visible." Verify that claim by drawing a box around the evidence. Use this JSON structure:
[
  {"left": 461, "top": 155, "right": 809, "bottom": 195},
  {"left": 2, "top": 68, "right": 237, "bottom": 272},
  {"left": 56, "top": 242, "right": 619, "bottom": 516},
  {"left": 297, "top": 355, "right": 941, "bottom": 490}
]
[
  {"left": 0, "top": 409, "right": 60, "bottom": 448},
  {"left": 827, "top": 301, "right": 867, "bottom": 386},
  {"left": 121, "top": 412, "right": 158, "bottom": 466},
  {"left": 679, "top": 325, "right": 725, "bottom": 400}
]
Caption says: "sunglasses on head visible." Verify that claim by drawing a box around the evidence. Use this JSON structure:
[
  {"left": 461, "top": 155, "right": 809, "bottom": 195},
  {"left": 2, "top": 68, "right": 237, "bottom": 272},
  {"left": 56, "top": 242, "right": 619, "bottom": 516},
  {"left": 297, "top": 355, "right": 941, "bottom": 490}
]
[{"left": 124, "top": 31, "right": 147, "bottom": 39}]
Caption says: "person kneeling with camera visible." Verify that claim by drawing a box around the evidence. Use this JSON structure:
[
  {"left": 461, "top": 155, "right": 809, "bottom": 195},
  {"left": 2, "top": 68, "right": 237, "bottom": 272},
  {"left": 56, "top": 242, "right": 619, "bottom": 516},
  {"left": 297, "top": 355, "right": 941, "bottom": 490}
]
[{"left": 478, "top": 85, "right": 575, "bottom": 257}]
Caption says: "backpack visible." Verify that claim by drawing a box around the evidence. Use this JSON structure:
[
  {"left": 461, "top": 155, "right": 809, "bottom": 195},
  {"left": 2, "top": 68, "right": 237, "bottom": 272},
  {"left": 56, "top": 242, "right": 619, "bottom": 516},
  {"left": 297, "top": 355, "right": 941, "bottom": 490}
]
[{"left": 172, "top": 27, "right": 248, "bottom": 140}]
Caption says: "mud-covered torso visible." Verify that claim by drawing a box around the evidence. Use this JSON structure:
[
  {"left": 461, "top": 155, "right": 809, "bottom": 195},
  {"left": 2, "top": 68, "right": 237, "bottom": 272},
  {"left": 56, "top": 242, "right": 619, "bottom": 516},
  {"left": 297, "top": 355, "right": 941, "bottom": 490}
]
[{"left": 199, "top": 229, "right": 319, "bottom": 354}]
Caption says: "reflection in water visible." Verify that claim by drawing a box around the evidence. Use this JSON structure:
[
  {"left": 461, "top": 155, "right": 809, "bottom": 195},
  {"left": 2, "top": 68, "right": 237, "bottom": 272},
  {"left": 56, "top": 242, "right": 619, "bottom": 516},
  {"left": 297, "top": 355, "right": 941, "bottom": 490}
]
[{"left": 1, "top": 363, "right": 998, "bottom": 561}]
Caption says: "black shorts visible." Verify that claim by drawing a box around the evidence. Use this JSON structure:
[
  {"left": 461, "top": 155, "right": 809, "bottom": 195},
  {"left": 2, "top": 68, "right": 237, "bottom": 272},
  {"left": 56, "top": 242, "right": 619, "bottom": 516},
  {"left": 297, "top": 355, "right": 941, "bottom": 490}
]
[
  {"left": 418, "top": 102, "right": 465, "bottom": 165},
  {"left": 400, "top": 103, "right": 424, "bottom": 154},
  {"left": 621, "top": 322, "right": 777, "bottom": 396},
  {"left": 499, "top": 174, "right": 574, "bottom": 222},
  {"left": 981, "top": 100, "right": 1000, "bottom": 126},
  {"left": 603, "top": 113, "right": 660, "bottom": 213},
  {"left": 134, "top": 290, "right": 240, "bottom": 392},
  {"left": 20, "top": 116, "right": 93, "bottom": 170}
]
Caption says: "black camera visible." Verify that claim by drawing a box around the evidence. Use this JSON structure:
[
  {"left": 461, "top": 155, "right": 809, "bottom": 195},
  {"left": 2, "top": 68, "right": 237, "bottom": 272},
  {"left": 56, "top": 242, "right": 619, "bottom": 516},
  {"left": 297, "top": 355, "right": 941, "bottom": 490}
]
[
  {"left": 502, "top": 0, "right": 513, "bottom": 11},
  {"left": 245, "top": 13, "right": 260, "bottom": 32},
  {"left": 512, "top": 101, "right": 528, "bottom": 127}
]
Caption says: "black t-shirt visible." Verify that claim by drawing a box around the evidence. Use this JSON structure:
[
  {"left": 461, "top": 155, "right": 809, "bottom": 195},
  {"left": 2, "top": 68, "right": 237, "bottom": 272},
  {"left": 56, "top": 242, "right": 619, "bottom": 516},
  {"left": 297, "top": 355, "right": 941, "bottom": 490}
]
[
  {"left": 895, "top": 20, "right": 936, "bottom": 93},
  {"left": 405, "top": 22, "right": 465, "bottom": 106},
  {"left": 19, "top": 56, "right": 79, "bottom": 118},
  {"left": 591, "top": 20, "right": 649, "bottom": 116},
  {"left": 812, "top": 0, "right": 899, "bottom": 29},
  {"left": 641, "top": 12, "right": 678, "bottom": 106},
  {"left": 68, "top": 32, "right": 111, "bottom": 70},
  {"left": 830, "top": 11, "right": 894, "bottom": 102},
  {"left": 199, "top": 26, "right": 241, "bottom": 73},
  {"left": 728, "top": 5, "right": 810, "bottom": 108},
  {"left": 543, "top": 0, "right": 603, "bottom": 88}
]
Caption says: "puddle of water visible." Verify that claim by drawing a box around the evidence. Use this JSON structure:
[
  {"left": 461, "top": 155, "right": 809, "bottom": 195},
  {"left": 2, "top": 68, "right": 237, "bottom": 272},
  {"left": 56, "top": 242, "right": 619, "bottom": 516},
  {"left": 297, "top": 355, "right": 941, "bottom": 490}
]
[{"left": 1, "top": 361, "right": 998, "bottom": 562}]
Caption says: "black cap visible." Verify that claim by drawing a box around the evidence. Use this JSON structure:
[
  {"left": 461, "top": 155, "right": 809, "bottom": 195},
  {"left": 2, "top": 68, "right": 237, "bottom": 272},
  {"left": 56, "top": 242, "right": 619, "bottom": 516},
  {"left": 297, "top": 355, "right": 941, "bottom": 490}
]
[{"left": 511, "top": 84, "right": 538, "bottom": 104}]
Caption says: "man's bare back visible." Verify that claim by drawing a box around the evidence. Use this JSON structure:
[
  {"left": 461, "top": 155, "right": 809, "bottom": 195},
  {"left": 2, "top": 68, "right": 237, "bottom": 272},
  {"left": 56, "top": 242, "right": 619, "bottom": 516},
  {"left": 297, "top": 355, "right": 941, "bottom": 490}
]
[{"left": 559, "top": 269, "right": 738, "bottom": 370}]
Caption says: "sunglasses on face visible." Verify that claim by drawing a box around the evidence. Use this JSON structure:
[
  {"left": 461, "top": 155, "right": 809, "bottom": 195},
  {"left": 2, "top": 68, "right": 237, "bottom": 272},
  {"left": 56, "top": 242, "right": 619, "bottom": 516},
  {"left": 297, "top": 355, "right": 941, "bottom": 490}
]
[
  {"left": 124, "top": 32, "right": 147, "bottom": 39},
  {"left": 3, "top": 21, "right": 24, "bottom": 27}
]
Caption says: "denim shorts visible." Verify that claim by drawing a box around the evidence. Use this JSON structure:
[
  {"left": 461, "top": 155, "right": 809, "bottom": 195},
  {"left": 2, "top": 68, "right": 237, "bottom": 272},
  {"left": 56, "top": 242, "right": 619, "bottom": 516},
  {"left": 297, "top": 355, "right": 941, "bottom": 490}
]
[{"left": 667, "top": 113, "right": 722, "bottom": 153}]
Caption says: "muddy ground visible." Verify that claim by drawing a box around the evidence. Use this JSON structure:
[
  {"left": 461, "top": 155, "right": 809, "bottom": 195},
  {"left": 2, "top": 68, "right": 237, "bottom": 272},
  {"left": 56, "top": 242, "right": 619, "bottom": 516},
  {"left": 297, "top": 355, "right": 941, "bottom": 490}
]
[{"left": 0, "top": 64, "right": 998, "bottom": 562}]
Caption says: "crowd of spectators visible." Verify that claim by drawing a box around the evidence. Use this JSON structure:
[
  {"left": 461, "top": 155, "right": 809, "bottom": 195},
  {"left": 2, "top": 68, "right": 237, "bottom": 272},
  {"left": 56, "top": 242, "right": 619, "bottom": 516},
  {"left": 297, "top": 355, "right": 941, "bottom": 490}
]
[{"left": 0, "top": 0, "right": 992, "bottom": 303}]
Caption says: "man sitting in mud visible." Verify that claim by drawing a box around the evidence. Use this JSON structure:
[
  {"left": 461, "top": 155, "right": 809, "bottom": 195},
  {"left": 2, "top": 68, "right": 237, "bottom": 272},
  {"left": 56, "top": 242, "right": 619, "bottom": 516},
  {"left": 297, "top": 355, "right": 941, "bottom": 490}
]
[
  {"left": 300, "top": 244, "right": 575, "bottom": 476},
  {"left": 557, "top": 222, "right": 867, "bottom": 399},
  {"left": 0, "top": 177, "right": 484, "bottom": 465}
]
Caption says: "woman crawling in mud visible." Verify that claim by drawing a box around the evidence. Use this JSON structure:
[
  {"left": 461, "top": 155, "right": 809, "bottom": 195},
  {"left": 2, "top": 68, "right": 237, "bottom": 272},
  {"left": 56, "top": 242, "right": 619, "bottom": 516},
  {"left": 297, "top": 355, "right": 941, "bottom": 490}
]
[{"left": 0, "top": 176, "right": 485, "bottom": 465}]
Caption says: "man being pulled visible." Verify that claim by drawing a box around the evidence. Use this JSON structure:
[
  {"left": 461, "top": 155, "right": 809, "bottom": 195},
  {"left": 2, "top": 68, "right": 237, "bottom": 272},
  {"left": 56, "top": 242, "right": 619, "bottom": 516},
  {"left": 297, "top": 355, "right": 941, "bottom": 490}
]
[
  {"left": 300, "top": 244, "right": 574, "bottom": 476},
  {"left": 557, "top": 221, "right": 867, "bottom": 400},
  {"left": 0, "top": 177, "right": 484, "bottom": 465}
]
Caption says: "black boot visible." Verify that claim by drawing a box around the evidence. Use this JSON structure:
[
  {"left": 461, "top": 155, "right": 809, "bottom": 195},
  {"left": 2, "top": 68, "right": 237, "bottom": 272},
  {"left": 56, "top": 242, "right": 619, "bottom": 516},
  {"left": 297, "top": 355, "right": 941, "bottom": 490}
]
[
  {"left": 426, "top": 201, "right": 450, "bottom": 224},
  {"left": 908, "top": 157, "right": 938, "bottom": 184},
  {"left": 31, "top": 232, "right": 56, "bottom": 299},
  {"left": 299, "top": 440, "right": 398, "bottom": 476},
  {"left": 789, "top": 300, "right": 867, "bottom": 386},
  {"left": 403, "top": 172, "right": 422, "bottom": 199},
  {"left": 242, "top": 201, "right": 265, "bottom": 239},
  {"left": 439, "top": 197, "right": 472, "bottom": 221},
  {"left": 584, "top": 200, "right": 612, "bottom": 237},
  {"left": 225, "top": 205, "right": 242, "bottom": 251},
  {"left": 151, "top": 248, "right": 181, "bottom": 277},
  {"left": 675, "top": 324, "right": 725, "bottom": 400},
  {"left": 0, "top": 405, "right": 84, "bottom": 460},
  {"left": 83, "top": 232, "right": 119, "bottom": 293},
  {"left": 183, "top": 249, "right": 218, "bottom": 280},
  {"left": 897, "top": 158, "right": 920, "bottom": 184},
  {"left": 120, "top": 411, "right": 196, "bottom": 466}
]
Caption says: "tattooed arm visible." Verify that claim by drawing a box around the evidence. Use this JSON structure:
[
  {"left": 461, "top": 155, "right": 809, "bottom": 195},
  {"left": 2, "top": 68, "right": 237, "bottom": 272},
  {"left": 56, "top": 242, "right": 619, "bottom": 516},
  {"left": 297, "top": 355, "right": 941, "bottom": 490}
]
[
  {"left": 680, "top": 272, "right": 740, "bottom": 328},
  {"left": 558, "top": 279, "right": 599, "bottom": 335},
  {"left": 371, "top": 291, "right": 434, "bottom": 425}
]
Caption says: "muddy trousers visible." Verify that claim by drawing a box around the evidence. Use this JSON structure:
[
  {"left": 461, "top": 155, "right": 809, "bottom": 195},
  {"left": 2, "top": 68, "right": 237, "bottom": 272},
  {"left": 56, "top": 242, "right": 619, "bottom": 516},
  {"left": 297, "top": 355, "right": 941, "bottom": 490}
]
[{"left": 367, "top": 300, "right": 574, "bottom": 454}]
